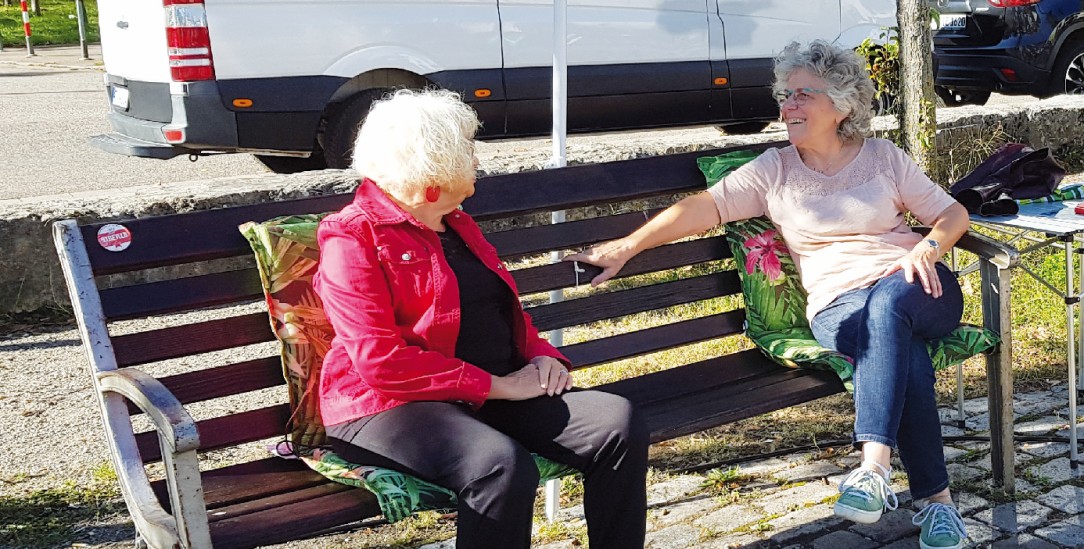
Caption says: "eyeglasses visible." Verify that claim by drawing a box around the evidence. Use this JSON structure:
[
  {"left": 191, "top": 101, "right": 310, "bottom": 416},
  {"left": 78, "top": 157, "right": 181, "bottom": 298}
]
[{"left": 773, "top": 87, "right": 828, "bottom": 106}]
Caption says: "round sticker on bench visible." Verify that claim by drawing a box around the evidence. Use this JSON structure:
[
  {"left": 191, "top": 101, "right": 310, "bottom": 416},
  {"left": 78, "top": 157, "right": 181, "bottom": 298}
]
[{"left": 97, "top": 224, "right": 132, "bottom": 252}]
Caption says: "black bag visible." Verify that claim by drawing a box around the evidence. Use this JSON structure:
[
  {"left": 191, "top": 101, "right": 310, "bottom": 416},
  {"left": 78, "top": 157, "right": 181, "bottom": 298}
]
[{"left": 949, "top": 143, "right": 1066, "bottom": 216}]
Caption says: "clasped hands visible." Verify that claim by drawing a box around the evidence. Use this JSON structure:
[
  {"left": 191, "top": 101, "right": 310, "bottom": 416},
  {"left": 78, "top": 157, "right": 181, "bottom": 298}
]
[{"left": 489, "top": 356, "right": 574, "bottom": 401}]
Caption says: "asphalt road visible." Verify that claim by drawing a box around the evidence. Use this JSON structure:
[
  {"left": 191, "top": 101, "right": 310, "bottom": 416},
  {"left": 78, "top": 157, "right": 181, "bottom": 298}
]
[
  {"left": 0, "top": 64, "right": 266, "bottom": 201},
  {"left": 0, "top": 62, "right": 1040, "bottom": 202}
]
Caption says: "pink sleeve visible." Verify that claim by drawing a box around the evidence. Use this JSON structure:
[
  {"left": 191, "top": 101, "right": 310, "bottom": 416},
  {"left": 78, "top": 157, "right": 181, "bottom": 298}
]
[
  {"left": 705, "top": 149, "right": 777, "bottom": 223},
  {"left": 889, "top": 144, "right": 959, "bottom": 224}
]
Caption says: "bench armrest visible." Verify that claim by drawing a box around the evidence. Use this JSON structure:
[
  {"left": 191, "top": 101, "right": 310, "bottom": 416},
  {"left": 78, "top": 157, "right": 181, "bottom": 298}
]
[
  {"left": 96, "top": 368, "right": 212, "bottom": 549},
  {"left": 912, "top": 226, "right": 1020, "bottom": 270}
]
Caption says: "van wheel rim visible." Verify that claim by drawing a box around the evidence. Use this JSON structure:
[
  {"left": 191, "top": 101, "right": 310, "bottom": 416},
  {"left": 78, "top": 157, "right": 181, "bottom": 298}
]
[{"left": 1066, "top": 53, "right": 1084, "bottom": 94}]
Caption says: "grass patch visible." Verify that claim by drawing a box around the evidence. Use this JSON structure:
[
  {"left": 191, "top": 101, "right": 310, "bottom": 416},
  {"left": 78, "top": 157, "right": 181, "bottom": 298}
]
[
  {"left": 0, "top": 463, "right": 124, "bottom": 548},
  {"left": 1, "top": 0, "right": 98, "bottom": 47}
]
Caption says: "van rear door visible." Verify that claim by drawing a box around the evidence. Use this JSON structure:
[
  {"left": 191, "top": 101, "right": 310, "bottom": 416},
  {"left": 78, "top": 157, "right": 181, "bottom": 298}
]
[{"left": 97, "top": 0, "right": 171, "bottom": 83}]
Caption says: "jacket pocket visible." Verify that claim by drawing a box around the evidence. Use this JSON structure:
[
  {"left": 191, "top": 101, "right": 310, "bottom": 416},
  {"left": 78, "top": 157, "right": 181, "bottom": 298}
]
[{"left": 377, "top": 244, "right": 433, "bottom": 297}]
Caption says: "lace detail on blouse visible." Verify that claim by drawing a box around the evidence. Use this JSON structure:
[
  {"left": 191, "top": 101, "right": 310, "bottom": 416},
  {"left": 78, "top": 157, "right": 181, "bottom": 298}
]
[{"left": 779, "top": 143, "right": 885, "bottom": 197}]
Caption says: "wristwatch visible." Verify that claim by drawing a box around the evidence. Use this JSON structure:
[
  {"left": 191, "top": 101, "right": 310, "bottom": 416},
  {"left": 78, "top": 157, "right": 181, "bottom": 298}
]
[{"left": 924, "top": 238, "right": 940, "bottom": 251}]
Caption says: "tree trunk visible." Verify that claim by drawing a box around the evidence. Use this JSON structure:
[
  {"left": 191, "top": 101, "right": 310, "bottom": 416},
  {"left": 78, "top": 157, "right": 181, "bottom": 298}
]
[
  {"left": 31, "top": 0, "right": 41, "bottom": 16},
  {"left": 896, "top": 0, "right": 936, "bottom": 172}
]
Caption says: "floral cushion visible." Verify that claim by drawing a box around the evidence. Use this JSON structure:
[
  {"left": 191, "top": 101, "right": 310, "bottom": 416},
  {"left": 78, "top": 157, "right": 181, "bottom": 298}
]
[
  {"left": 240, "top": 214, "right": 576, "bottom": 523},
  {"left": 697, "top": 152, "right": 999, "bottom": 391}
]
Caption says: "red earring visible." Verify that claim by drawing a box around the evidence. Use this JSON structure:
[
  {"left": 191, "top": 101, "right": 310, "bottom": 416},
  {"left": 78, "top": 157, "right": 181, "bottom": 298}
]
[{"left": 425, "top": 186, "right": 441, "bottom": 203}]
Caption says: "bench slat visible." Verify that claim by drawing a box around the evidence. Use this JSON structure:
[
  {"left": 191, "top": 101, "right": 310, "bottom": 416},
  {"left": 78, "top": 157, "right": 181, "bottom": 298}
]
[
  {"left": 640, "top": 371, "right": 845, "bottom": 442},
  {"left": 101, "top": 269, "right": 263, "bottom": 321},
  {"left": 136, "top": 404, "right": 290, "bottom": 463},
  {"left": 152, "top": 457, "right": 329, "bottom": 513},
  {"left": 113, "top": 312, "right": 273, "bottom": 368},
  {"left": 487, "top": 209, "right": 665, "bottom": 257},
  {"left": 527, "top": 271, "right": 741, "bottom": 331},
  {"left": 81, "top": 194, "right": 352, "bottom": 276},
  {"left": 208, "top": 486, "right": 379, "bottom": 549},
  {"left": 126, "top": 357, "right": 285, "bottom": 416},
  {"left": 561, "top": 310, "right": 746, "bottom": 368},
  {"left": 511, "top": 237, "right": 730, "bottom": 295}
]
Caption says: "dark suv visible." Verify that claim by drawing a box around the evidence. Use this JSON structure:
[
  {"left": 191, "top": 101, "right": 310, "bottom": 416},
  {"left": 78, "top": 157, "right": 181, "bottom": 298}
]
[{"left": 931, "top": 0, "right": 1084, "bottom": 105}]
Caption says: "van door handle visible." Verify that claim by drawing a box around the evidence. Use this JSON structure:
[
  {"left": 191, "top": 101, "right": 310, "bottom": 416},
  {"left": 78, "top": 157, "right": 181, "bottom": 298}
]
[{"left": 117, "top": 20, "right": 129, "bottom": 29}]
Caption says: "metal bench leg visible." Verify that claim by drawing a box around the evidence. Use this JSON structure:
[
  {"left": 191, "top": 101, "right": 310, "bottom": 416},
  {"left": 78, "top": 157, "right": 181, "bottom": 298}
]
[{"left": 544, "top": 478, "right": 561, "bottom": 521}]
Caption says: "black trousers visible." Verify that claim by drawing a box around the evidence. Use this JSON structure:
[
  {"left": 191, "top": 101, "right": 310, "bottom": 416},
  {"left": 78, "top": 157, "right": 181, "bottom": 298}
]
[{"left": 326, "top": 390, "right": 649, "bottom": 549}]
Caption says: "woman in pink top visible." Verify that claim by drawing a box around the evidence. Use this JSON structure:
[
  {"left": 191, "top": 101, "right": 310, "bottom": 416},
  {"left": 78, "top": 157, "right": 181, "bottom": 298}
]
[
  {"left": 568, "top": 41, "right": 970, "bottom": 549},
  {"left": 314, "top": 89, "right": 648, "bottom": 549}
]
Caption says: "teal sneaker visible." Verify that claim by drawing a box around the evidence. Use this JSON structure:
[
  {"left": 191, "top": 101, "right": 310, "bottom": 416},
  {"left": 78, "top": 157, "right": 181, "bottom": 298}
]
[
  {"left": 833, "top": 463, "right": 898, "bottom": 524},
  {"left": 912, "top": 502, "right": 967, "bottom": 549}
]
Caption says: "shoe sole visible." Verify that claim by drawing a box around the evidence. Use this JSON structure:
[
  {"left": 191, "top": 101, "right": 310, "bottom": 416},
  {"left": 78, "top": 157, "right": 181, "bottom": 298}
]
[
  {"left": 919, "top": 539, "right": 963, "bottom": 549},
  {"left": 833, "top": 501, "right": 883, "bottom": 524}
]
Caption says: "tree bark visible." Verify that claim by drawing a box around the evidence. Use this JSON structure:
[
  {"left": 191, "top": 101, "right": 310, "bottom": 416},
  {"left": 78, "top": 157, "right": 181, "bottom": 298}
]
[
  {"left": 896, "top": 0, "right": 936, "bottom": 172},
  {"left": 31, "top": 0, "right": 41, "bottom": 16}
]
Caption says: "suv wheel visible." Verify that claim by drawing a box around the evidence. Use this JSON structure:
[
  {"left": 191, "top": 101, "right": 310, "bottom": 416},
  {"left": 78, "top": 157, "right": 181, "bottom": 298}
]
[
  {"left": 934, "top": 86, "right": 991, "bottom": 107},
  {"left": 1047, "top": 41, "right": 1084, "bottom": 96}
]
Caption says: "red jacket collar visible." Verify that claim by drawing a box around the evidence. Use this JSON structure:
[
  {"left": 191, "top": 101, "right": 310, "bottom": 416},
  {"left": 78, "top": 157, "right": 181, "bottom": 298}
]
[{"left": 352, "top": 178, "right": 471, "bottom": 230}]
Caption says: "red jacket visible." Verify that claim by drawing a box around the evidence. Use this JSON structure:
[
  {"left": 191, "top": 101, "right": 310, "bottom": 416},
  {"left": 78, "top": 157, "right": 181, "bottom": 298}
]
[{"left": 313, "top": 179, "right": 568, "bottom": 426}]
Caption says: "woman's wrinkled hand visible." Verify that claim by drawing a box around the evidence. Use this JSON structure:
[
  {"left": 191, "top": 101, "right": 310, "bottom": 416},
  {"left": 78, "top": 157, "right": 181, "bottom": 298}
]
[
  {"left": 530, "top": 356, "right": 574, "bottom": 396},
  {"left": 882, "top": 243, "right": 942, "bottom": 297},
  {"left": 563, "top": 238, "right": 637, "bottom": 286},
  {"left": 488, "top": 364, "right": 547, "bottom": 401}
]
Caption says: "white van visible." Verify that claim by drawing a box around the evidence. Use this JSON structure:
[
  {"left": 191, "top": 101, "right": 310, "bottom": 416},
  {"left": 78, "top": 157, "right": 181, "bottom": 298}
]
[{"left": 92, "top": 1, "right": 895, "bottom": 172}]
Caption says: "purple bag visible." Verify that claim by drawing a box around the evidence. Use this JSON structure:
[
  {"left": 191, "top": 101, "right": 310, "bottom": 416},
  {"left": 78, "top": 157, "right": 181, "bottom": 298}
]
[{"left": 949, "top": 143, "right": 1066, "bottom": 216}]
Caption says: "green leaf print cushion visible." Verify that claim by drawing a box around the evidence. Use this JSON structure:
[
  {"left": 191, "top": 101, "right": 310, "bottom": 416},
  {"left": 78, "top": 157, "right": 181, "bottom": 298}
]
[
  {"left": 240, "top": 214, "right": 576, "bottom": 523},
  {"left": 697, "top": 151, "right": 999, "bottom": 391}
]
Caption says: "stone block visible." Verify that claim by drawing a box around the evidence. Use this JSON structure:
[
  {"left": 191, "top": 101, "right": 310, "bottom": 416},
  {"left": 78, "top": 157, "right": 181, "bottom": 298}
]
[
  {"left": 810, "top": 529, "right": 878, "bottom": 549},
  {"left": 974, "top": 500, "right": 1055, "bottom": 533},
  {"left": 649, "top": 499, "right": 712, "bottom": 529},
  {"left": 1016, "top": 416, "right": 1068, "bottom": 435},
  {"left": 849, "top": 508, "right": 917, "bottom": 543},
  {"left": 756, "top": 481, "right": 838, "bottom": 516},
  {"left": 1024, "top": 457, "right": 1077, "bottom": 484},
  {"left": 771, "top": 462, "right": 846, "bottom": 484},
  {"left": 694, "top": 505, "right": 763, "bottom": 534},
  {"left": 1020, "top": 441, "right": 1072, "bottom": 459},
  {"left": 991, "top": 533, "right": 1062, "bottom": 548},
  {"left": 1034, "top": 520, "right": 1084, "bottom": 548},
  {"left": 765, "top": 503, "right": 844, "bottom": 544},
  {"left": 645, "top": 523, "right": 703, "bottom": 549},
  {"left": 1037, "top": 484, "right": 1084, "bottom": 515},
  {"left": 647, "top": 475, "right": 709, "bottom": 507},
  {"left": 955, "top": 491, "right": 991, "bottom": 515}
]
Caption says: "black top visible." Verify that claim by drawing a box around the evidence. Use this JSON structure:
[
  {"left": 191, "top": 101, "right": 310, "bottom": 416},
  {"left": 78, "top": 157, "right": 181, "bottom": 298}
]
[{"left": 438, "top": 226, "right": 518, "bottom": 376}]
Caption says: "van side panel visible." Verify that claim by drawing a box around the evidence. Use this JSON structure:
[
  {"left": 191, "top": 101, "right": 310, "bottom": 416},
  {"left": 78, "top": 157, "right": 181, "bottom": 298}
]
[{"left": 205, "top": 0, "right": 502, "bottom": 79}]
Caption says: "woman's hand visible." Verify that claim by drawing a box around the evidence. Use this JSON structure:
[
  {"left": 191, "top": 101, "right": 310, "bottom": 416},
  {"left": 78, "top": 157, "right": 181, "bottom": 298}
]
[
  {"left": 488, "top": 364, "right": 547, "bottom": 401},
  {"left": 563, "top": 237, "right": 638, "bottom": 286},
  {"left": 530, "top": 356, "right": 574, "bottom": 396},
  {"left": 882, "top": 241, "right": 943, "bottom": 297}
]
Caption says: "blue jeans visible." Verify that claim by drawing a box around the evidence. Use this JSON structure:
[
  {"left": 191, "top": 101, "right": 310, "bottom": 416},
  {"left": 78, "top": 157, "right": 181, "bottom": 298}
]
[{"left": 810, "top": 263, "right": 963, "bottom": 500}]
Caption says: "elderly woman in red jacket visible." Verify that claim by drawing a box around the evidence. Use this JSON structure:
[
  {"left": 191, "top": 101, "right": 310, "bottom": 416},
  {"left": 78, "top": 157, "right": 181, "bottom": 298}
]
[{"left": 312, "top": 89, "right": 648, "bottom": 549}]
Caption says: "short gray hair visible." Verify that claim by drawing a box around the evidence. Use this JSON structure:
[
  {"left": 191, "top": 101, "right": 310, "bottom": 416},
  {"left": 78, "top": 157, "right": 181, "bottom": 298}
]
[
  {"left": 352, "top": 88, "right": 480, "bottom": 199},
  {"left": 773, "top": 40, "right": 875, "bottom": 141}
]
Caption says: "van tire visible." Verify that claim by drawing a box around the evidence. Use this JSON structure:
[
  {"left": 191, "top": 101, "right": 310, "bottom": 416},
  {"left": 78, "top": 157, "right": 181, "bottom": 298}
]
[
  {"left": 322, "top": 90, "right": 385, "bottom": 169},
  {"left": 718, "top": 121, "right": 770, "bottom": 135},
  {"left": 255, "top": 154, "right": 329, "bottom": 174}
]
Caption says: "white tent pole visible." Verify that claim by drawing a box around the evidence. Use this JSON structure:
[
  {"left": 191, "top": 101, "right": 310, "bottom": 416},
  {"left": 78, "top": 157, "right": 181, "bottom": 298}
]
[{"left": 544, "top": 0, "right": 568, "bottom": 523}]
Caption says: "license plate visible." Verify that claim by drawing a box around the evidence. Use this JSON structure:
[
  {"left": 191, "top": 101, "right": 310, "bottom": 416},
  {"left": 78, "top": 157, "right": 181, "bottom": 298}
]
[
  {"left": 938, "top": 13, "right": 967, "bottom": 30},
  {"left": 110, "top": 86, "right": 130, "bottom": 110}
]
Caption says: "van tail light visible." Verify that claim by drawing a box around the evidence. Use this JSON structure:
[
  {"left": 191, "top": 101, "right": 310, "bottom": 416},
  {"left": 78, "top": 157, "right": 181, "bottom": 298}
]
[
  {"left": 164, "top": 0, "right": 215, "bottom": 81},
  {"left": 987, "top": 0, "right": 1040, "bottom": 7}
]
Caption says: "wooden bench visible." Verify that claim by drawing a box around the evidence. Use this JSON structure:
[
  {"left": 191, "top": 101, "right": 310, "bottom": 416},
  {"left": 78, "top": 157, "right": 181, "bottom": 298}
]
[{"left": 53, "top": 141, "right": 1018, "bottom": 549}]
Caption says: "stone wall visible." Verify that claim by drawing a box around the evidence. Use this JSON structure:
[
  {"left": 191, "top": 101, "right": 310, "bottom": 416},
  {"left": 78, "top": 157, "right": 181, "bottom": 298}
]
[{"left": 4, "top": 95, "right": 1084, "bottom": 315}]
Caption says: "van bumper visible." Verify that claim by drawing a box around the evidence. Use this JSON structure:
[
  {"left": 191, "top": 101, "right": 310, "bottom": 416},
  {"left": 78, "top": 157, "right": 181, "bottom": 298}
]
[{"left": 91, "top": 76, "right": 240, "bottom": 159}]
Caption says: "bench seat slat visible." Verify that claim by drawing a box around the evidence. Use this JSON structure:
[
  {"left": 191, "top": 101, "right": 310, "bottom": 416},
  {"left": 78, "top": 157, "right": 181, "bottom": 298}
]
[
  {"left": 561, "top": 310, "right": 746, "bottom": 368},
  {"left": 137, "top": 405, "right": 290, "bottom": 463},
  {"left": 512, "top": 237, "right": 730, "bottom": 295},
  {"left": 101, "top": 269, "right": 263, "bottom": 321},
  {"left": 152, "top": 457, "right": 329, "bottom": 513},
  {"left": 487, "top": 209, "right": 665, "bottom": 257},
  {"left": 528, "top": 271, "right": 741, "bottom": 331},
  {"left": 113, "top": 313, "right": 273, "bottom": 368},
  {"left": 639, "top": 372, "right": 845, "bottom": 442},
  {"left": 207, "top": 488, "right": 379, "bottom": 549},
  {"left": 126, "top": 357, "right": 285, "bottom": 416}
]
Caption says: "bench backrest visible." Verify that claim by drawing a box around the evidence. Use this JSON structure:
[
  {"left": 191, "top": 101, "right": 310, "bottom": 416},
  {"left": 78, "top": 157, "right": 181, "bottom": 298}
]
[{"left": 57, "top": 141, "right": 783, "bottom": 466}]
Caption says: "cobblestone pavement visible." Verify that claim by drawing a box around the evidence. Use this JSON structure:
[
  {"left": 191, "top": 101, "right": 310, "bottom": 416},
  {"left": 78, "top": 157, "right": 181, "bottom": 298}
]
[{"left": 411, "top": 388, "right": 1084, "bottom": 549}]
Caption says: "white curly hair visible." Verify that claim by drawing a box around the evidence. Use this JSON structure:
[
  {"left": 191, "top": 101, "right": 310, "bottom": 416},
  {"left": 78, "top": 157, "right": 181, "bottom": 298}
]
[
  {"left": 773, "top": 40, "right": 876, "bottom": 141},
  {"left": 352, "top": 88, "right": 480, "bottom": 200}
]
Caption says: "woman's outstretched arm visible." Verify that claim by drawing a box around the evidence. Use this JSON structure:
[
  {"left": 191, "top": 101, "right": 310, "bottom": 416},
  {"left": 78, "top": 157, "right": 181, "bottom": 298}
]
[{"left": 564, "top": 190, "right": 721, "bottom": 286}]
